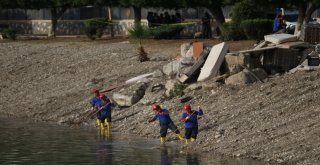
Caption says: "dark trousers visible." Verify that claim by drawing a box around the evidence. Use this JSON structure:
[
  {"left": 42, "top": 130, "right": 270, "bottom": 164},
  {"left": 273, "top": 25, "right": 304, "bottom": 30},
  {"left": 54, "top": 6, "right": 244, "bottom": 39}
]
[
  {"left": 185, "top": 127, "right": 198, "bottom": 139},
  {"left": 160, "top": 122, "right": 180, "bottom": 137}
]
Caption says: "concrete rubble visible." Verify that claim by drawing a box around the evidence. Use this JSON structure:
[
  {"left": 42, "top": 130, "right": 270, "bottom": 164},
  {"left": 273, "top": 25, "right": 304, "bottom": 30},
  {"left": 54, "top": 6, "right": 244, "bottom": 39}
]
[{"left": 112, "top": 33, "right": 320, "bottom": 108}]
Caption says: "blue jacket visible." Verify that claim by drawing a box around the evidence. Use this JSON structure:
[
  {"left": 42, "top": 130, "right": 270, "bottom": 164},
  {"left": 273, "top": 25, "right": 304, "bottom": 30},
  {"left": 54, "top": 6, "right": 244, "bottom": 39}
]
[
  {"left": 181, "top": 110, "right": 203, "bottom": 128},
  {"left": 90, "top": 96, "right": 100, "bottom": 108},
  {"left": 149, "top": 109, "right": 173, "bottom": 125},
  {"left": 95, "top": 101, "right": 112, "bottom": 117}
]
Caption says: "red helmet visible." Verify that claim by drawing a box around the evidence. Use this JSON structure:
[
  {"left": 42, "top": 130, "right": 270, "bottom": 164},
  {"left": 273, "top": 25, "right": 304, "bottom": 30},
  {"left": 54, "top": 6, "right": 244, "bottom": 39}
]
[
  {"left": 99, "top": 94, "right": 106, "bottom": 99},
  {"left": 183, "top": 104, "right": 191, "bottom": 111},
  {"left": 91, "top": 87, "right": 99, "bottom": 94},
  {"left": 151, "top": 104, "right": 161, "bottom": 110}
]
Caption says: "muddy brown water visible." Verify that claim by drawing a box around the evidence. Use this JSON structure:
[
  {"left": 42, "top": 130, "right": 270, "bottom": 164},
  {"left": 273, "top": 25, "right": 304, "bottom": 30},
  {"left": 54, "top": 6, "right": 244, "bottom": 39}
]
[{"left": 0, "top": 118, "right": 266, "bottom": 165}]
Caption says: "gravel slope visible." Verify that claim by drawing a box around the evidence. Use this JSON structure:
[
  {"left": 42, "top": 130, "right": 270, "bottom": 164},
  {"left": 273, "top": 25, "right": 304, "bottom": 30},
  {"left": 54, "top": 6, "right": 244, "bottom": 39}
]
[{"left": 1, "top": 39, "right": 319, "bottom": 164}]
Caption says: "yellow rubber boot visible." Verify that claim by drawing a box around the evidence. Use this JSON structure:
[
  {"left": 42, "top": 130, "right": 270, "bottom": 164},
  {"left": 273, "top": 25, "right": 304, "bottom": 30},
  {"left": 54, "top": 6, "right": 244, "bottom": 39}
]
[
  {"left": 185, "top": 139, "right": 191, "bottom": 145},
  {"left": 191, "top": 138, "right": 196, "bottom": 142},
  {"left": 176, "top": 134, "right": 184, "bottom": 140},
  {"left": 160, "top": 137, "right": 166, "bottom": 145},
  {"left": 106, "top": 122, "right": 111, "bottom": 135},
  {"left": 97, "top": 119, "right": 102, "bottom": 128}
]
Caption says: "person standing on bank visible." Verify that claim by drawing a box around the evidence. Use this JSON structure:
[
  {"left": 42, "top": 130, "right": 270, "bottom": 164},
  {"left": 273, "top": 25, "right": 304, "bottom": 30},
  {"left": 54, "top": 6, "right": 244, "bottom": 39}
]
[
  {"left": 148, "top": 104, "right": 184, "bottom": 145},
  {"left": 180, "top": 104, "right": 204, "bottom": 144},
  {"left": 201, "top": 12, "right": 212, "bottom": 39}
]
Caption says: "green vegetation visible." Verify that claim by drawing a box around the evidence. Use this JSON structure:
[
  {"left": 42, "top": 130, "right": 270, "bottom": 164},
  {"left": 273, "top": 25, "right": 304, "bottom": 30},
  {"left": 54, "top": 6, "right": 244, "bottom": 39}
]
[
  {"left": 127, "top": 24, "right": 150, "bottom": 62},
  {"left": 240, "top": 19, "right": 273, "bottom": 40},
  {"left": 149, "top": 24, "right": 185, "bottom": 39},
  {"left": 84, "top": 18, "right": 109, "bottom": 40},
  {"left": 2, "top": 28, "right": 17, "bottom": 40}
]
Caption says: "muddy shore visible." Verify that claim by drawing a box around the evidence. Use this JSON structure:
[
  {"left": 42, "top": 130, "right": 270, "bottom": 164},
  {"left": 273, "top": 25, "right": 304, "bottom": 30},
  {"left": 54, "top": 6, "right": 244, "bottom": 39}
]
[{"left": 1, "top": 38, "right": 320, "bottom": 164}]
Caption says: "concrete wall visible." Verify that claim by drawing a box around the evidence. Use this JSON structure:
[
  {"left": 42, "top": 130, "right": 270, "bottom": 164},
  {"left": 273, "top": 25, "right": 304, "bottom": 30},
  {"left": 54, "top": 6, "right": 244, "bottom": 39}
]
[{"left": 0, "top": 19, "right": 209, "bottom": 36}]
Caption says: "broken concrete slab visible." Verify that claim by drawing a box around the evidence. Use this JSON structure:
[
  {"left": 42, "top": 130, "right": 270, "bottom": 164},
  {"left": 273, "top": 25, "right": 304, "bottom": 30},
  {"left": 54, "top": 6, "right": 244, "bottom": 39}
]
[
  {"left": 178, "top": 47, "right": 211, "bottom": 83},
  {"left": 225, "top": 68, "right": 268, "bottom": 85},
  {"left": 163, "top": 60, "right": 181, "bottom": 77},
  {"left": 112, "top": 83, "right": 148, "bottom": 107},
  {"left": 264, "top": 34, "right": 297, "bottom": 44},
  {"left": 225, "top": 54, "right": 243, "bottom": 74},
  {"left": 181, "top": 43, "right": 191, "bottom": 57},
  {"left": 197, "top": 42, "right": 229, "bottom": 82}
]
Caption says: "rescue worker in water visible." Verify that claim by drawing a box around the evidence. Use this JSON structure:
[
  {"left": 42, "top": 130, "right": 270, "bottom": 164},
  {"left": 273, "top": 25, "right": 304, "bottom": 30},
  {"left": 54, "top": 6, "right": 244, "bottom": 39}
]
[
  {"left": 95, "top": 94, "right": 112, "bottom": 134},
  {"left": 180, "top": 104, "right": 204, "bottom": 144},
  {"left": 148, "top": 104, "right": 184, "bottom": 145}
]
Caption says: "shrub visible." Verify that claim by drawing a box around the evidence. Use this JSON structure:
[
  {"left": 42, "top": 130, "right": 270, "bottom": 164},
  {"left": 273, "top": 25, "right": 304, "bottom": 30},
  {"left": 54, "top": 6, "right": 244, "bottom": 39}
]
[
  {"left": 149, "top": 24, "right": 185, "bottom": 39},
  {"left": 240, "top": 19, "right": 273, "bottom": 40},
  {"left": 84, "top": 18, "right": 108, "bottom": 40},
  {"left": 230, "top": 0, "right": 258, "bottom": 24},
  {"left": 127, "top": 25, "right": 150, "bottom": 62},
  {"left": 221, "top": 22, "right": 246, "bottom": 41},
  {"left": 2, "top": 28, "right": 17, "bottom": 40},
  {"left": 169, "top": 83, "right": 186, "bottom": 99}
]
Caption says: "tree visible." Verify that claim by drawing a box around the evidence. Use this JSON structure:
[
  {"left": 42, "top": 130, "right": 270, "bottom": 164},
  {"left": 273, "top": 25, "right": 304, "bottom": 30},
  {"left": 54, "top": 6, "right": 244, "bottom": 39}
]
[{"left": 11, "top": 0, "right": 90, "bottom": 37}]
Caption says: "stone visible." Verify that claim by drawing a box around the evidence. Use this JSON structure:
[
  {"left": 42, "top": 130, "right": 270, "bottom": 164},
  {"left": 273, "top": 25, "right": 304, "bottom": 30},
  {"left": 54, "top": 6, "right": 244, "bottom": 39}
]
[
  {"left": 184, "top": 83, "right": 202, "bottom": 92},
  {"left": 180, "top": 57, "right": 195, "bottom": 66},
  {"left": 225, "top": 68, "right": 268, "bottom": 85},
  {"left": 152, "top": 69, "right": 164, "bottom": 78},
  {"left": 185, "top": 46, "right": 193, "bottom": 58},
  {"left": 180, "top": 43, "right": 191, "bottom": 57},
  {"left": 112, "top": 83, "right": 148, "bottom": 107},
  {"left": 165, "top": 80, "right": 183, "bottom": 97},
  {"left": 163, "top": 60, "right": 181, "bottom": 77}
]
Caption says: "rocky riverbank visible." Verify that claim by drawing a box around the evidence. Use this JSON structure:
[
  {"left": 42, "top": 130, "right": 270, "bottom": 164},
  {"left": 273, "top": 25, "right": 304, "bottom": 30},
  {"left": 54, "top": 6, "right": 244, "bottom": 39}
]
[{"left": 1, "top": 38, "right": 320, "bottom": 164}]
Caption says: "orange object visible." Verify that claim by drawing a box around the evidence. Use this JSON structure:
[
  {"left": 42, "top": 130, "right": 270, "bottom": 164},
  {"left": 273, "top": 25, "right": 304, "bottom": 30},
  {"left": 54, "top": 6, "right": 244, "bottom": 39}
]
[{"left": 193, "top": 42, "right": 203, "bottom": 60}]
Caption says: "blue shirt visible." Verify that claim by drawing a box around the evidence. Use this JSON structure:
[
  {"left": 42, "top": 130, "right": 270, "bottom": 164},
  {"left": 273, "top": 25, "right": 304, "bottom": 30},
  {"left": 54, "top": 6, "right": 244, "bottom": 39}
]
[
  {"left": 181, "top": 110, "right": 203, "bottom": 128},
  {"left": 95, "top": 101, "right": 112, "bottom": 117},
  {"left": 150, "top": 109, "right": 173, "bottom": 125},
  {"left": 90, "top": 96, "right": 100, "bottom": 107}
]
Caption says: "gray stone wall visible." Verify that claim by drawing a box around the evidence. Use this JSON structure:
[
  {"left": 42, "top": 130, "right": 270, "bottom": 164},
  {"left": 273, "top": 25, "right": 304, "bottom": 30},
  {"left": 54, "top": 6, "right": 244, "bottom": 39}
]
[{"left": 0, "top": 19, "right": 207, "bottom": 36}]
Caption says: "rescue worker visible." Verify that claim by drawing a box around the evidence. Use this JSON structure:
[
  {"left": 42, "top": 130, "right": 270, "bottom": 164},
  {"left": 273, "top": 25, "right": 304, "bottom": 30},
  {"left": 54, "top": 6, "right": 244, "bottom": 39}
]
[
  {"left": 90, "top": 87, "right": 100, "bottom": 111},
  {"left": 180, "top": 104, "right": 203, "bottom": 144},
  {"left": 148, "top": 104, "right": 184, "bottom": 145},
  {"left": 95, "top": 94, "right": 112, "bottom": 134}
]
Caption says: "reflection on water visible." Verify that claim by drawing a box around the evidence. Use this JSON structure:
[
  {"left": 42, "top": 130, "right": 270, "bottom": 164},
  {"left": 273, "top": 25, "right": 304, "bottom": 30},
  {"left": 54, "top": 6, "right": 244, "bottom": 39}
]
[{"left": 0, "top": 118, "right": 266, "bottom": 165}]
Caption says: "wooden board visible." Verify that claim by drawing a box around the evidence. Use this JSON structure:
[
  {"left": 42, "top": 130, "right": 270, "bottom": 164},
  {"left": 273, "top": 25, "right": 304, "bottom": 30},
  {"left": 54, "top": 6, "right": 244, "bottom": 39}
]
[
  {"left": 197, "top": 42, "right": 229, "bottom": 82},
  {"left": 277, "top": 41, "right": 309, "bottom": 48},
  {"left": 125, "top": 73, "right": 153, "bottom": 84}
]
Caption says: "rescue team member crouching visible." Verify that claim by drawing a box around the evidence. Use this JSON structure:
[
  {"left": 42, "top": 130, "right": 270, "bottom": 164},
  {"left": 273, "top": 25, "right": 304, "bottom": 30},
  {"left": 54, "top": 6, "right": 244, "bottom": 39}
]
[
  {"left": 148, "top": 104, "right": 184, "bottom": 145},
  {"left": 95, "top": 94, "right": 112, "bottom": 134},
  {"left": 180, "top": 104, "right": 203, "bottom": 144}
]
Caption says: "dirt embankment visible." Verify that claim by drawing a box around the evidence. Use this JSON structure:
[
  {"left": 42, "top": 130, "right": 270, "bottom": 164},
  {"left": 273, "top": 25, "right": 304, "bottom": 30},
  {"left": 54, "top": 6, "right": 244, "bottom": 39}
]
[{"left": 1, "top": 38, "right": 320, "bottom": 164}]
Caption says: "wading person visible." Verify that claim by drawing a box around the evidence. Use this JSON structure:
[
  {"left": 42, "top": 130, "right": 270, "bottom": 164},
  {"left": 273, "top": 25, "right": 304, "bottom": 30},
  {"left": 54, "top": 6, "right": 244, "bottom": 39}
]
[
  {"left": 180, "top": 104, "right": 203, "bottom": 144},
  {"left": 148, "top": 104, "right": 184, "bottom": 145},
  {"left": 95, "top": 94, "right": 112, "bottom": 134}
]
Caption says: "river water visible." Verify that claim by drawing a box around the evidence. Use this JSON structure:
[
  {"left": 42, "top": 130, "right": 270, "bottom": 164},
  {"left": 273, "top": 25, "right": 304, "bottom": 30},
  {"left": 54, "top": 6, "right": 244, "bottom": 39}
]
[{"left": 0, "top": 118, "right": 265, "bottom": 165}]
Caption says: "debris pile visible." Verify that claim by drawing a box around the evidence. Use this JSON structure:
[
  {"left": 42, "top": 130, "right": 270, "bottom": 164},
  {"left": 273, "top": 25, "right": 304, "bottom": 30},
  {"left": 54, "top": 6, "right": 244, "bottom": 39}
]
[{"left": 110, "top": 33, "right": 320, "bottom": 107}]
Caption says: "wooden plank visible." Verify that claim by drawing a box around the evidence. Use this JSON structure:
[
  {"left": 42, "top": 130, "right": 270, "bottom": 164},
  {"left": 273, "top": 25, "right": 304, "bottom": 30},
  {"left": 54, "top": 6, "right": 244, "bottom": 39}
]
[
  {"left": 238, "top": 46, "right": 277, "bottom": 54},
  {"left": 252, "top": 41, "right": 267, "bottom": 50},
  {"left": 277, "top": 41, "right": 309, "bottom": 48},
  {"left": 197, "top": 42, "right": 229, "bottom": 82}
]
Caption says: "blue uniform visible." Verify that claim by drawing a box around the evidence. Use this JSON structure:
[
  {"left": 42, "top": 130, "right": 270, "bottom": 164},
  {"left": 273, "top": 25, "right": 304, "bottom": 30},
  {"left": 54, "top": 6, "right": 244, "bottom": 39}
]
[
  {"left": 95, "top": 101, "right": 112, "bottom": 121},
  {"left": 181, "top": 109, "right": 204, "bottom": 139},
  {"left": 149, "top": 109, "right": 180, "bottom": 137},
  {"left": 181, "top": 110, "right": 203, "bottom": 128},
  {"left": 149, "top": 109, "right": 173, "bottom": 125},
  {"left": 90, "top": 96, "right": 100, "bottom": 108}
]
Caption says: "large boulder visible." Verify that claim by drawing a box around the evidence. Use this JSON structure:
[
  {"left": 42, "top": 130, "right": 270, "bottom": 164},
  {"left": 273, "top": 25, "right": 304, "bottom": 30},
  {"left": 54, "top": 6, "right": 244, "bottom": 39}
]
[
  {"left": 163, "top": 60, "right": 181, "bottom": 77},
  {"left": 225, "top": 68, "right": 268, "bottom": 85},
  {"left": 165, "top": 80, "right": 185, "bottom": 97},
  {"left": 112, "top": 83, "right": 148, "bottom": 107},
  {"left": 181, "top": 43, "right": 192, "bottom": 57}
]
